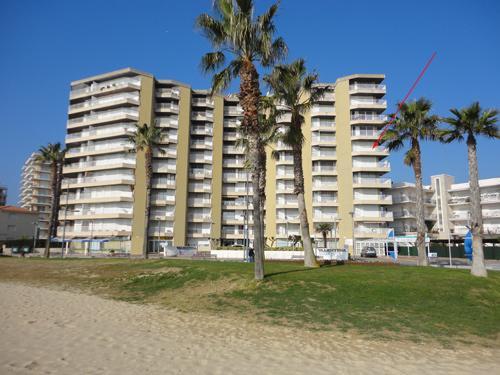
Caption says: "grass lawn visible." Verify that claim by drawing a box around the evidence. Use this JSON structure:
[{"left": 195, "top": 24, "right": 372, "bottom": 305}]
[{"left": 1, "top": 257, "right": 499, "bottom": 345}]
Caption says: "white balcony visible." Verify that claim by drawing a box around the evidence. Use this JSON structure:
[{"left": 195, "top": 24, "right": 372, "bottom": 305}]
[
  {"left": 155, "top": 103, "right": 179, "bottom": 113},
  {"left": 353, "top": 177, "right": 391, "bottom": 188},
  {"left": 312, "top": 136, "right": 336, "bottom": 145},
  {"left": 63, "top": 159, "right": 135, "bottom": 172},
  {"left": 192, "top": 98, "right": 214, "bottom": 106},
  {"left": 350, "top": 98, "right": 387, "bottom": 107},
  {"left": 156, "top": 88, "right": 180, "bottom": 98},
  {"left": 66, "top": 143, "right": 133, "bottom": 156},
  {"left": 69, "top": 93, "right": 139, "bottom": 113},
  {"left": 354, "top": 211, "right": 393, "bottom": 220},
  {"left": 70, "top": 77, "right": 141, "bottom": 99},
  {"left": 156, "top": 118, "right": 179, "bottom": 128},
  {"left": 350, "top": 113, "right": 388, "bottom": 122},
  {"left": 349, "top": 83, "right": 386, "bottom": 93},
  {"left": 66, "top": 124, "right": 136, "bottom": 143},
  {"left": 67, "top": 108, "right": 139, "bottom": 128}
]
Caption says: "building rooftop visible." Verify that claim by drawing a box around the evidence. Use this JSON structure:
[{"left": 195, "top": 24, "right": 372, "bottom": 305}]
[
  {"left": 0, "top": 205, "right": 37, "bottom": 214},
  {"left": 449, "top": 177, "right": 500, "bottom": 192}
]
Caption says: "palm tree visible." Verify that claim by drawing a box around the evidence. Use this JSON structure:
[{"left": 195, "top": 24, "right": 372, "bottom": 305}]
[
  {"left": 381, "top": 98, "right": 440, "bottom": 266},
  {"left": 316, "top": 223, "right": 333, "bottom": 248},
  {"left": 197, "top": 0, "right": 287, "bottom": 280},
  {"left": 36, "top": 143, "right": 65, "bottom": 258},
  {"left": 264, "top": 59, "right": 326, "bottom": 268},
  {"left": 128, "top": 123, "right": 163, "bottom": 259},
  {"left": 441, "top": 102, "right": 498, "bottom": 277}
]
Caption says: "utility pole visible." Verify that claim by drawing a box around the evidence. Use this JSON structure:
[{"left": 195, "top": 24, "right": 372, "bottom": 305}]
[
  {"left": 349, "top": 211, "right": 355, "bottom": 255},
  {"left": 32, "top": 221, "right": 39, "bottom": 250},
  {"left": 60, "top": 182, "right": 70, "bottom": 258}
]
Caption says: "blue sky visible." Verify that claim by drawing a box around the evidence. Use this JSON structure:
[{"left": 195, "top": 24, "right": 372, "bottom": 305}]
[{"left": 1, "top": 0, "right": 499, "bottom": 204}]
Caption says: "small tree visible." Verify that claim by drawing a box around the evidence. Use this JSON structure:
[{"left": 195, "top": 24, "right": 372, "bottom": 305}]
[
  {"left": 441, "top": 102, "right": 498, "bottom": 277},
  {"left": 316, "top": 223, "right": 333, "bottom": 248}
]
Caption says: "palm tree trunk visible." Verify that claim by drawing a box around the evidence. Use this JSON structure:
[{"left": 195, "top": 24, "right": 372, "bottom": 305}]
[
  {"left": 44, "top": 162, "right": 58, "bottom": 258},
  {"left": 467, "top": 137, "right": 487, "bottom": 277},
  {"left": 323, "top": 232, "right": 327, "bottom": 248},
  {"left": 239, "top": 59, "right": 265, "bottom": 280},
  {"left": 292, "top": 143, "right": 318, "bottom": 268},
  {"left": 411, "top": 140, "right": 428, "bottom": 266},
  {"left": 252, "top": 152, "right": 264, "bottom": 279},
  {"left": 258, "top": 143, "right": 266, "bottom": 251},
  {"left": 144, "top": 148, "right": 153, "bottom": 259}
]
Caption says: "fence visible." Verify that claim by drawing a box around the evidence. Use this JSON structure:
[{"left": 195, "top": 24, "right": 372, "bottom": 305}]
[{"left": 394, "top": 243, "right": 500, "bottom": 260}]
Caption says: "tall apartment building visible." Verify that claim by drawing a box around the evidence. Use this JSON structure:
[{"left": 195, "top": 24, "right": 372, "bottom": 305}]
[
  {"left": 0, "top": 185, "right": 6, "bottom": 206},
  {"left": 390, "top": 175, "right": 500, "bottom": 240},
  {"left": 19, "top": 153, "right": 52, "bottom": 239},
  {"left": 59, "top": 68, "right": 391, "bottom": 255}
]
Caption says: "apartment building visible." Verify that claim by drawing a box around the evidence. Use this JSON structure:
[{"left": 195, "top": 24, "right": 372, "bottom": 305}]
[
  {"left": 19, "top": 153, "right": 52, "bottom": 239},
  {"left": 390, "top": 174, "right": 500, "bottom": 240},
  {"left": 0, "top": 185, "right": 7, "bottom": 206},
  {"left": 59, "top": 68, "right": 391, "bottom": 255}
]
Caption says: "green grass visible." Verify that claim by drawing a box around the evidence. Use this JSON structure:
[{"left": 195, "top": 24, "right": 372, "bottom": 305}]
[{"left": 1, "top": 257, "right": 499, "bottom": 344}]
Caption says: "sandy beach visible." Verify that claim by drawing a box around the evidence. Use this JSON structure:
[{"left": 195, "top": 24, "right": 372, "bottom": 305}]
[{"left": 0, "top": 282, "right": 498, "bottom": 375}]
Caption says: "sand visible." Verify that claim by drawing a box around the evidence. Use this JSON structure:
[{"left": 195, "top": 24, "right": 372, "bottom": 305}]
[{"left": 0, "top": 282, "right": 498, "bottom": 375}]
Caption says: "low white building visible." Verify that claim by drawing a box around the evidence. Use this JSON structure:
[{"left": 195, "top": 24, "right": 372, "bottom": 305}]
[{"left": 390, "top": 174, "right": 500, "bottom": 240}]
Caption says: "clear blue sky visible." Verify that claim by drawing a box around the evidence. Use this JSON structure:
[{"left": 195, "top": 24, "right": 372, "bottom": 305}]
[{"left": 1, "top": 0, "right": 499, "bottom": 204}]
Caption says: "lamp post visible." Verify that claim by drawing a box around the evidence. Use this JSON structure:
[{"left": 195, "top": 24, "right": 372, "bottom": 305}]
[
  {"left": 60, "top": 181, "right": 70, "bottom": 258},
  {"left": 349, "top": 211, "right": 355, "bottom": 255},
  {"left": 447, "top": 232, "right": 453, "bottom": 267},
  {"left": 32, "top": 221, "right": 39, "bottom": 251}
]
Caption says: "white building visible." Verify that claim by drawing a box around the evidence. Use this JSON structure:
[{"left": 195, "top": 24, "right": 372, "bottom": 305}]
[{"left": 390, "top": 174, "right": 500, "bottom": 240}]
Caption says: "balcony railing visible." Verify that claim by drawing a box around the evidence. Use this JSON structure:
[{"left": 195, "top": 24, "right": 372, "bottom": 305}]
[
  {"left": 155, "top": 103, "right": 179, "bottom": 112},
  {"left": 156, "top": 88, "right": 180, "bottom": 98},
  {"left": 349, "top": 83, "right": 386, "bottom": 91},
  {"left": 66, "top": 143, "right": 133, "bottom": 155},
  {"left": 352, "top": 161, "right": 390, "bottom": 168},
  {"left": 64, "top": 160, "right": 135, "bottom": 170},
  {"left": 352, "top": 145, "right": 388, "bottom": 153},
  {"left": 354, "top": 177, "right": 391, "bottom": 185},
  {"left": 70, "top": 77, "right": 141, "bottom": 97},
  {"left": 62, "top": 176, "right": 134, "bottom": 185},
  {"left": 68, "top": 108, "right": 138, "bottom": 125},
  {"left": 355, "top": 211, "right": 393, "bottom": 219},
  {"left": 66, "top": 124, "right": 135, "bottom": 140},
  {"left": 351, "top": 113, "right": 388, "bottom": 121},
  {"left": 69, "top": 93, "right": 139, "bottom": 111},
  {"left": 350, "top": 98, "right": 387, "bottom": 106}
]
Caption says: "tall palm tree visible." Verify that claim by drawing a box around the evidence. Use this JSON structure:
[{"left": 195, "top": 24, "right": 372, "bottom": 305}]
[
  {"left": 316, "top": 223, "right": 333, "bottom": 249},
  {"left": 36, "top": 143, "right": 65, "bottom": 258},
  {"left": 264, "top": 59, "right": 325, "bottom": 268},
  {"left": 381, "top": 98, "right": 439, "bottom": 266},
  {"left": 197, "top": 0, "right": 287, "bottom": 280},
  {"left": 128, "top": 123, "right": 163, "bottom": 259},
  {"left": 441, "top": 102, "right": 498, "bottom": 277}
]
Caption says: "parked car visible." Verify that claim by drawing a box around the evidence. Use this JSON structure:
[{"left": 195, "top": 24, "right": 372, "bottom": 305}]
[{"left": 360, "top": 246, "right": 377, "bottom": 258}]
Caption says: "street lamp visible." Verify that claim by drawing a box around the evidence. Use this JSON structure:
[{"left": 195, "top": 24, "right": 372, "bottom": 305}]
[
  {"left": 32, "top": 221, "right": 39, "bottom": 251},
  {"left": 60, "top": 181, "right": 70, "bottom": 258},
  {"left": 349, "top": 211, "right": 355, "bottom": 255}
]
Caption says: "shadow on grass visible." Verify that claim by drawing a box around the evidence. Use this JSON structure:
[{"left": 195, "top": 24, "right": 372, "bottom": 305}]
[{"left": 264, "top": 263, "right": 340, "bottom": 278}]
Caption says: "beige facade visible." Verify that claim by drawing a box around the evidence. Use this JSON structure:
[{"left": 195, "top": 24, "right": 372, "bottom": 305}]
[
  {"left": 390, "top": 175, "right": 500, "bottom": 240},
  {"left": 19, "top": 152, "right": 52, "bottom": 239},
  {"left": 58, "top": 68, "right": 392, "bottom": 254}
]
